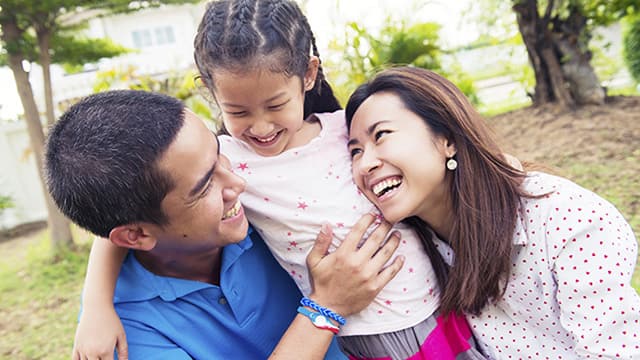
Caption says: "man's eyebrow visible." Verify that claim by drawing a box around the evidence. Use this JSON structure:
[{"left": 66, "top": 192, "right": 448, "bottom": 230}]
[
  {"left": 347, "top": 120, "right": 390, "bottom": 147},
  {"left": 188, "top": 134, "right": 220, "bottom": 198},
  {"left": 188, "top": 161, "right": 216, "bottom": 198}
]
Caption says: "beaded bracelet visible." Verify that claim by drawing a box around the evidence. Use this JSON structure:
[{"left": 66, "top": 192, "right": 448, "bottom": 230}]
[
  {"left": 300, "top": 297, "right": 346, "bottom": 326},
  {"left": 297, "top": 307, "right": 340, "bottom": 334}
]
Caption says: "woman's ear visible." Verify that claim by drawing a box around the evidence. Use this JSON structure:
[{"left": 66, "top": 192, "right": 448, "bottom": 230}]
[
  {"left": 304, "top": 56, "right": 320, "bottom": 91},
  {"left": 440, "top": 137, "right": 457, "bottom": 158},
  {"left": 109, "top": 224, "right": 157, "bottom": 251}
]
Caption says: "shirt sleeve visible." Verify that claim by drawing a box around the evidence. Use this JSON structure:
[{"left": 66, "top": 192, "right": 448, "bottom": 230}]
[
  {"left": 120, "top": 319, "right": 193, "bottom": 360},
  {"left": 549, "top": 192, "right": 640, "bottom": 358}
]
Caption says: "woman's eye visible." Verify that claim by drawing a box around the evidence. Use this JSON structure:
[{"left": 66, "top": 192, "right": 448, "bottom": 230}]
[
  {"left": 349, "top": 148, "right": 362, "bottom": 158},
  {"left": 374, "top": 130, "right": 390, "bottom": 141}
]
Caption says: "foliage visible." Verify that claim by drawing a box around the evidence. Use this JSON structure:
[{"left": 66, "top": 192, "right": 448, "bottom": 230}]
[
  {"left": 0, "top": 194, "right": 13, "bottom": 214},
  {"left": 327, "top": 17, "right": 478, "bottom": 105},
  {"left": 92, "top": 65, "right": 216, "bottom": 124},
  {"left": 624, "top": 16, "right": 640, "bottom": 82}
]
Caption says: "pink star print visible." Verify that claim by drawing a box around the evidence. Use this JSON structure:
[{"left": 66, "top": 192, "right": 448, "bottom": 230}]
[
  {"left": 297, "top": 201, "right": 308, "bottom": 210},
  {"left": 237, "top": 163, "right": 248, "bottom": 171},
  {"left": 289, "top": 241, "right": 298, "bottom": 247}
]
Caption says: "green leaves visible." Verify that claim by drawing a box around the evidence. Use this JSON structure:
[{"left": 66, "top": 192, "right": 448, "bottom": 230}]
[{"left": 623, "top": 16, "right": 640, "bottom": 82}]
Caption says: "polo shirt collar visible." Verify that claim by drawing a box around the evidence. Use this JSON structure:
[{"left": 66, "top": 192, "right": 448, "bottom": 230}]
[{"left": 114, "top": 229, "right": 255, "bottom": 303}]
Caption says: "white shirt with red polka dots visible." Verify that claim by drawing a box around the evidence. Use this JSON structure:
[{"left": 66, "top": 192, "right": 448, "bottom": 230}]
[
  {"left": 219, "top": 111, "right": 440, "bottom": 336},
  {"left": 467, "top": 171, "right": 640, "bottom": 359}
]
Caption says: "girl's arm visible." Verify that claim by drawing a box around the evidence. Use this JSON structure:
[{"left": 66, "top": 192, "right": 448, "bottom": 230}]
[
  {"left": 72, "top": 238, "right": 129, "bottom": 360},
  {"left": 270, "top": 215, "right": 404, "bottom": 359}
]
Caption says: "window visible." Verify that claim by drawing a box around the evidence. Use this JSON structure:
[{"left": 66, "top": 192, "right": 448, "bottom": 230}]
[
  {"left": 132, "top": 30, "right": 152, "bottom": 48},
  {"left": 155, "top": 26, "right": 175, "bottom": 45}
]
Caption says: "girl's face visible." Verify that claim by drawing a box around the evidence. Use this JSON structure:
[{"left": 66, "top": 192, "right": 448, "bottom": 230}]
[
  {"left": 212, "top": 60, "right": 318, "bottom": 157},
  {"left": 348, "top": 92, "right": 456, "bottom": 224}
]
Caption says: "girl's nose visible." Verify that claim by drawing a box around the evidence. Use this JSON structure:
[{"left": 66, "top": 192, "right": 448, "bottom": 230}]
[{"left": 249, "top": 119, "right": 275, "bottom": 138}]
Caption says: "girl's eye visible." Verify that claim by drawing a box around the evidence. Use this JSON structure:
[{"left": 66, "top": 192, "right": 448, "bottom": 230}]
[
  {"left": 268, "top": 102, "right": 287, "bottom": 110},
  {"left": 349, "top": 148, "right": 362, "bottom": 159},
  {"left": 374, "top": 130, "right": 390, "bottom": 141},
  {"left": 226, "top": 110, "right": 246, "bottom": 117}
]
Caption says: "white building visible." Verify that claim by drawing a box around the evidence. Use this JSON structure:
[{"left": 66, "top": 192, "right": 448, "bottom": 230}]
[{"left": 0, "top": 2, "right": 206, "bottom": 230}]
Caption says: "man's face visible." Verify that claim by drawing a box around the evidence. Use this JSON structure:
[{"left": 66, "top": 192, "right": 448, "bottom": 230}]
[{"left": 149, "top": 110, "right": 249, "bottom": 254}]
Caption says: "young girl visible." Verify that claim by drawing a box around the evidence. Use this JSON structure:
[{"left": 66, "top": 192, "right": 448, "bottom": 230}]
[
  {"left": 345, "top": 66, "right": 640, "bottom": 359},
  {"left": 74, "top": 1, "right": 485, "bottom": 359}
]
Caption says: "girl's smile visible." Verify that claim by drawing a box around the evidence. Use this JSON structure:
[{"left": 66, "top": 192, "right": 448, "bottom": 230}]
[{"left": 212, "top": 63, "right": 320, "bottom": 157}]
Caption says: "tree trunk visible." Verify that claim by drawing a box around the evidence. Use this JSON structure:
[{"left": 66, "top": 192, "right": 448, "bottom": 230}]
[
  {"left": 513, "top": 0, "right": 605, "bottom": 107},
  {"left": 1, "top": 19, "right": 74, "bottom": 252},
  {"left": 36, "top": 28, "right": 57, "bottom": 127}
]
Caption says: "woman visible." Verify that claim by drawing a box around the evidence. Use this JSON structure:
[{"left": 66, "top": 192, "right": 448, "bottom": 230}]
[{"left": 345, "top": 66, "right": 640, "bottom": 359}]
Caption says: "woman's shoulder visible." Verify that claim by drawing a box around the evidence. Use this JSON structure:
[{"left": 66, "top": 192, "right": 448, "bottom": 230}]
[{"left": 522, "top": 171, "right": 625, "bottom": 222}]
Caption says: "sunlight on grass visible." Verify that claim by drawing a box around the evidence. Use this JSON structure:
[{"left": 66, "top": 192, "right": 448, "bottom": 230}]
[{"left": 0, "top": 230, "right": 90, "bottom": 360}]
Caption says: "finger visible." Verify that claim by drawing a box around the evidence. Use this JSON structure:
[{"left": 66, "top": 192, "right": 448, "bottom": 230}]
[
  {"left": 357, "top": 220, "right": 393, "bottom": 256},
  {"left": 368, "top": 231, "right": 401, "bottom": 270},
  {"left": 71, "top": 349, "right": 80, "bottom": 360},
  {"left": 116, "top": 333, "right": 128, "bottom": 360},
  {"left": 374, "top": 255, "right": 405, "bottom": 290},
  {"left": 341, "top": 213, "right": 377, "bottom": 252},
  {"left": 307, "top": 222, "right": 334, "bottom": 268}
]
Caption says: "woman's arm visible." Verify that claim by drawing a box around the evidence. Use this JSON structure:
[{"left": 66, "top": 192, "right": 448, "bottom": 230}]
[
  {"left": 270, "top": 214, "right": 404, "bottom": 359},
  {"left": 72, "top": 238, "right": 129, "bottom": 360}
]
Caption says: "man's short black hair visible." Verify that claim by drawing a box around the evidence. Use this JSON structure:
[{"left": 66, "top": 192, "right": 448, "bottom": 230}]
[{"left": 45, "top": 90, "right": 186, "bottom": 238}]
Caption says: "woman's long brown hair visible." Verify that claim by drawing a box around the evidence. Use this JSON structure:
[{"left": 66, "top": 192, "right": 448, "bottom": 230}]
[{"left": 346, "top": 67, "right": 530, "bottom": 315}]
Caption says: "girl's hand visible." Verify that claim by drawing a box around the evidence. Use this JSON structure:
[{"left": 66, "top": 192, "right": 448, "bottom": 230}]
[
  {"left": 71, "top": 307, "right": 128, "bottom": 360},
  {"left": 306, "top": 213, "right": 405, "bottom": 317}
]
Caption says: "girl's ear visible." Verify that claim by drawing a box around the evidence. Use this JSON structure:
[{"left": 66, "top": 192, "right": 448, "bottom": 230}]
[
  {"left": 109, "top": 224, "right": 158, "bottom": 251},
  {"left": 304, "top": 56, "right": 320, "bottom": 91}
]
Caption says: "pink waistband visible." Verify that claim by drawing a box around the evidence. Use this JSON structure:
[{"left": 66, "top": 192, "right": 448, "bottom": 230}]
[{"left": 348, "top": 312, "right": 473, "bottom": 360}]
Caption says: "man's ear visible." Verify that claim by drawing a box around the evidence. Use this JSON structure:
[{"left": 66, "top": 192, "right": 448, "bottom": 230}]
[
  {"left": 109, "top": 224, "right": 157, "bottom": 251},
  {"left": 304, "top": 56, "right": 320, "bottom": 91}
]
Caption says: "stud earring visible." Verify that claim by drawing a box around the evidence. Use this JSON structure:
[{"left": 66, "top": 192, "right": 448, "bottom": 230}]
[{"left": 446, "top": 158, "right": 458, "bottom": 171}]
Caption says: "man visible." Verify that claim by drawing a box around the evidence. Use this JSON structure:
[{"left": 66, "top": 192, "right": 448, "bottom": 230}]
[{"left": 45, "top": 90, "right": 403, "bottom": 359}]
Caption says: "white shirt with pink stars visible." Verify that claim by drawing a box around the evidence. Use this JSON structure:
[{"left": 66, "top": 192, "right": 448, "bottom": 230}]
[
  {"left": 220, "top": 110, "right": 440, "bottom": 336},
  {"left": 466, "top": 171, "right": 640, "bottom": 359}
]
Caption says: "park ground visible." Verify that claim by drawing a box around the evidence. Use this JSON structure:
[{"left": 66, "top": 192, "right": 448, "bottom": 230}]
[{"left": 0, "top": 96, "right": 639, "bottom": 359}]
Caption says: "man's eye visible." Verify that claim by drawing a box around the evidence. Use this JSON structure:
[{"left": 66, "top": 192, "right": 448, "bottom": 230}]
[{"left": 200, "top": 181, "right": 213, "bottom": 198}]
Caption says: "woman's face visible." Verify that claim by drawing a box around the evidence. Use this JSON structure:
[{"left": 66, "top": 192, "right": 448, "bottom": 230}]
[{"left": 347, "top": 91, "right": 456, "bottom": 223}]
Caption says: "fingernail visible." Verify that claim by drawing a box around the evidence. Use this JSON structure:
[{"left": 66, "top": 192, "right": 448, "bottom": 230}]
[{"left": 320, "top": 222, "right": 332, "bottom": 236}]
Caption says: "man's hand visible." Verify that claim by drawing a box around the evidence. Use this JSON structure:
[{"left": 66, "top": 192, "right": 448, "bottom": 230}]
[{"left": 306, "top": 213, "right": 404, "bottom": 317}]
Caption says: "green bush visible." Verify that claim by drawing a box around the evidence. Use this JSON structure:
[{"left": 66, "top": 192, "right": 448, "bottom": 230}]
[
  {"left": 0, "top": 194, "right": 13, "bottom": 214},
  {"left": 624, "top": 16, "right": 640, "bottom": 83}
]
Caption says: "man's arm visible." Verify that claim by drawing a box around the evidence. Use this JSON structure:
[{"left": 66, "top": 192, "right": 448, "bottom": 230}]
[{"left": 270, "top": 214, "right": 404, "bottom": 359}]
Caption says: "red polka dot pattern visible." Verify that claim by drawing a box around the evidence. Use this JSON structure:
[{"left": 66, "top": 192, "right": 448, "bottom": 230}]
[{"left": 467, "top": 172, "right": 640, "bottom": 359}]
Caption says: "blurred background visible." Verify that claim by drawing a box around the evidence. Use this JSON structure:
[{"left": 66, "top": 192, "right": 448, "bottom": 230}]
[{"left": 0, "top": 0, "right": 638, "bottom": 358}]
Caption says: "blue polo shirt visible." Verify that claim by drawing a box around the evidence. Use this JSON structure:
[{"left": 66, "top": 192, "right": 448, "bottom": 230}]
[{"left": 112, "top": 228, "right": 346, "bottom": 359}]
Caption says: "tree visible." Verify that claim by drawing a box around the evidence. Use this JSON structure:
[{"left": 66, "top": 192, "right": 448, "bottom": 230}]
[
  {"left": 478, "top": 0, "right": 638, "bottom": 108},
  {"left": 624, "top": 16, "right": 640, "bottom": 83},
  {"left": 0, "top": 0, "right": 201, "bottom": 252},
  {"left": 328, "top": 17, "right": 477, "bottom": 105}
]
